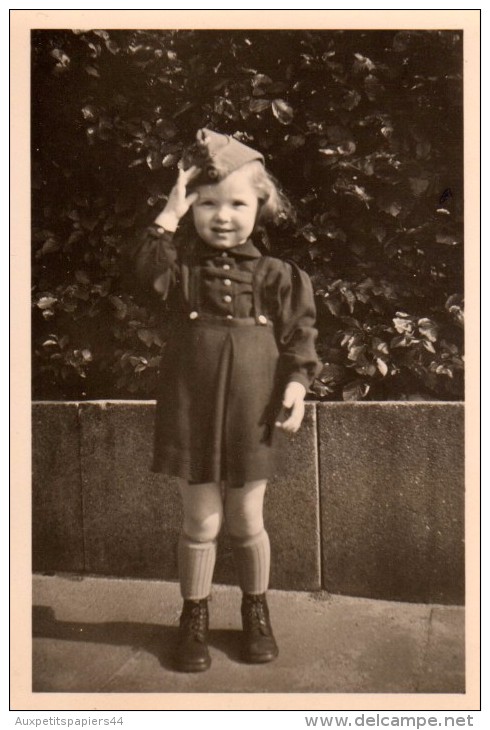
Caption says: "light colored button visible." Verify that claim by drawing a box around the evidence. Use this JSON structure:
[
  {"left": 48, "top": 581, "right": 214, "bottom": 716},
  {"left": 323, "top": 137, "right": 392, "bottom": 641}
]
[
  {"left": 224, "top": 279, "right": 231, "bottom": 286},
  {"left": 221, "top": 251, "right": 229, "bottom": 257},
  {"left": 189, "top": 311, "right": 198, "bottom": 320},
  {"left": 226, "top": 314, "right": 233, "bottom": 320},
  {"left": 223, "top": 264, "right": 231, "bottom": 271},
  {"left": 258, "top": 315, "right": 268, "bottom": 325},
  {"left": 223, "top": 295, "right": 232, "bottom": 303},
  {"left": 156, "top": 226, "right": 165, "bottom": 234}
]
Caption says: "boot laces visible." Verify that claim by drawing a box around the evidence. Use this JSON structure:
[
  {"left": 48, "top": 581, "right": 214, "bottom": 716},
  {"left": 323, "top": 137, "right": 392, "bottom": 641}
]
[
  {"left": 244, "top": 597, "right": 271, "bottom": 635},
  {"left": 182, "top": 603, "right": 207, "bottom": 642}
]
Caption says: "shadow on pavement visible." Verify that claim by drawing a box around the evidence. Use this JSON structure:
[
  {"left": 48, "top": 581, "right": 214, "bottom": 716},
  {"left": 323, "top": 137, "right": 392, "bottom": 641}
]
[{"left": 33, "top": 605, "right": 244, "bottom": 671}]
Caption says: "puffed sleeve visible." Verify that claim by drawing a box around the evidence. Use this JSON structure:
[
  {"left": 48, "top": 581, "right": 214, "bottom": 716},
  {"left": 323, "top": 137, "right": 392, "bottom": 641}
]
[
  {"left": 274, "top": 261, "right": 322, "bottom": 390},
  {"left": 125, "top": 224, "right": 178, "bottom": 300}
]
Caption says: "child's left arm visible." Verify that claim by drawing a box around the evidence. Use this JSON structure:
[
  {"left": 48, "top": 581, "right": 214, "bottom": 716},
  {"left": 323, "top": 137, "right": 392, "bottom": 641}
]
[{"left": 274, "top": 261, "right": 321, "bottom": 434}]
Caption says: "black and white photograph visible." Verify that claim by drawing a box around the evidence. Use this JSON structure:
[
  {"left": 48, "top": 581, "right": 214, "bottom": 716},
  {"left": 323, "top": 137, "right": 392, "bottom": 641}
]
[{"left": 10, "top": 8, "right": 480, "bottom": 713}]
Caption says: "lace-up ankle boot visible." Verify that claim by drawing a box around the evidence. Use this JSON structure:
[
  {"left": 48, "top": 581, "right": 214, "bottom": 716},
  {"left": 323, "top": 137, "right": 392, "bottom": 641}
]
[
  {"left": 175, "top": 598, "right": 211, "bottom": 672},
  {"left": 241, "top": 593, "right": 279, "bottom": 664}
]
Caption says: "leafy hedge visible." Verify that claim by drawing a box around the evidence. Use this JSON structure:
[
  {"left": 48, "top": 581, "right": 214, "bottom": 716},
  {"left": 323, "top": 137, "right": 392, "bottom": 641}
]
[{"left": 32, "top": 29, "right": 464, "bottom": 401}]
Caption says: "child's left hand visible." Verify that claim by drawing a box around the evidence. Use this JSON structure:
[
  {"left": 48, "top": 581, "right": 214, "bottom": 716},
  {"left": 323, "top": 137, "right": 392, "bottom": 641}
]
[{"left": 275, "top": 382, "right": 306, "bottom": 434}]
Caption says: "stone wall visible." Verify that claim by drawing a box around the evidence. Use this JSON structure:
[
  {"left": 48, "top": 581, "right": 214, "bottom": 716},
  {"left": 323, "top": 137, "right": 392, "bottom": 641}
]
[{"left": 32, "top": 401, "right": 464, "bottom": 604}]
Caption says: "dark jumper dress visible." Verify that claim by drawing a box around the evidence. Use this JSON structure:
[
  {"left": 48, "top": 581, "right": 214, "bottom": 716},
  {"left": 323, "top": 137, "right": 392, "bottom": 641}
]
[{"left": 131, "top": 226, "right": 321, "bottom": 487}]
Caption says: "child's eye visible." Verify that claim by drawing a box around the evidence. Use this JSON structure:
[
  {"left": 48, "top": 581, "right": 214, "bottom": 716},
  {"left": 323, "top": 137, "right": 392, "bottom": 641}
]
[{"left": 233, "top": 200, "right": 247, "bottom": 207}]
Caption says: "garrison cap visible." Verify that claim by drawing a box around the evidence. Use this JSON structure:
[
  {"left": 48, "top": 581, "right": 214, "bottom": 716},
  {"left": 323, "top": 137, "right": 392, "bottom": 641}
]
[{"left": 182, "top": 128, "right": 264, "bottom": 184}]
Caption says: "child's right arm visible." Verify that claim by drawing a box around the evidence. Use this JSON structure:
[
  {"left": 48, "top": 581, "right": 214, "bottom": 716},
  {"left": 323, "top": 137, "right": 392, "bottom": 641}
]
[{"left": 127, "top": 166, "right": 199, "bottom": 298}]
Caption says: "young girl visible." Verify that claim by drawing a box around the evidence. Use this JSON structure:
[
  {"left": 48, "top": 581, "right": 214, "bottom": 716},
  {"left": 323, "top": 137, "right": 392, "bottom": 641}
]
[{"left": 130, "top": 129, "right": 320, "bottom": 672}]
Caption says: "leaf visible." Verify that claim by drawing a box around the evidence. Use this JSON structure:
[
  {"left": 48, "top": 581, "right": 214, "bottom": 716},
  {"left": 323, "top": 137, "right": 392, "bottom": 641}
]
[
  {"left": 85, "top": 65, "right": 100, "bottom": 78},
  {"left": 137, "top": 329, "right": 154, "bottom": 347},
  {"left": 105, "top": 40, "right": 119, "bottom": 55},
  {"left": 287, "top": 135, "right": 305, "bottom": 148},
  {"left": 343, "top": 380, "right": 370, "bottom": 401},
  {"left": 110, "top": 296, "right": 127, "bottom": 319},
  {"left": 37, "top": 296, "right": 57, "bottom": 310},
  {"left": 341, "top": 289, "right": 357, "bottom": 313},
  {"left": 319, "top": 362, "right": 345, "bottom": 384},
  {"left": 251, "top": 74, "right": 272, "bottom": 92},
  {"left": 272, "top": 99, "right": 294, "bottom": 125},
  {"left": 75, "top": 270, "right": 90, "bottom": 285},
  {"left": 51, "top": 48, "right": 70, "bottom": 67},
  {"left": 161, "top": 153, "right": 177, "bottom": 168},
  {"left": 319, "top": 148, "right": 338, "bottom": 157},
  {"left": 347, "top": 344, "right": 366, "bottom": 362},
  {"left": 416, "top": 140, "right": 431, "bottom": 159},
  {"left": 418, "top": 318, "right": 438, "bottom": 342},
  {"left": 376, "top": 358, "right": 389, "bottom": 376},
  {"left": 409, "top": 177, "right": 430, "bottom": 196},
  {"left": 353, "top": 53, "right": 376, "bottom": 73},
  {"left": 378, "top": 198, "right": 402, "bottom": 217},
  {"left": 436, "top": 233, "right": 458, "bottom": 246},
  {"left": 373, "top": 338, "right": 389, "bottom": 356},
  {"left": 342, "top": 89, "right": 362, "bottom": 110},
  {"left": 337, "top": 141, "right": 356, "bottom": 156},
  {"left": 146, "top": 151, "right": 162, "bottom": 170},
  {"left": 324, "top": 297, "right": 342, "bottom": 317},
  {"left": 300, "top": 224, "right": 317, "bottom": 243},
  {"left": 393, "top": 317, "right": 414, "bottom": 334},
  {"left": 81, "top": 105, "right": 97, "bottom": 120},
  {"left": 249, "top": 98, "right": 271, "bottom": 113},
  {"left": 423, "top": 340, "right": 436, "bottom": 353},
  {"left": 364, "top": 75, "right": 384, "bottom": 101},
  {"left": 40, "top": 238, "right": 59, "bottom": 255}
]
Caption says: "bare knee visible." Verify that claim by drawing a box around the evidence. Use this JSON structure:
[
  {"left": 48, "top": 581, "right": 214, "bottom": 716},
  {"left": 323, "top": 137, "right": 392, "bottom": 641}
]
[
  {"left": 225, "top": 480, "right": 266, "bottom": 540},
  {"left": 183, "top": 512, "right": 222, "bottom": 542},
  {"left": 179, "top": 480, "right": 223, "bottom": 543}
]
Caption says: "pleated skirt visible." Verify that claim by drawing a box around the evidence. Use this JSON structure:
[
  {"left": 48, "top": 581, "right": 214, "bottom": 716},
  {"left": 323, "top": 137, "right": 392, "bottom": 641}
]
[{"left": 151, "top": 317, "right": 284, "bottom": 486}]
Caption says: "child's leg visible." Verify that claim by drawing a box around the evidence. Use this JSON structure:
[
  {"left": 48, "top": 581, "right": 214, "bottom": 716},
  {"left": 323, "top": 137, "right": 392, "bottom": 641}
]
[
  {"left": 174, "top": 480, "right": 223, "bottom": 673},
  {"left": 224, "top": 479, "right": 269, "bottom": 594},
  {"left": 225, "top": 479, "right": 278, "bottom": 662},
  {"left": 178, "top": 480, "right": 223, "bottom": 600}
]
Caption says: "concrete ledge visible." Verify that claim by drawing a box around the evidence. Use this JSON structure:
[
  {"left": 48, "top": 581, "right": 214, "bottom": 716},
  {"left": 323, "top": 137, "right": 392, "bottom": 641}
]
[
  {"left": 32, "top": 401, "right": 464, "bottom": 603},
  {"left": 317, "top": 403, "right": 464, "bottom": 604},
  {"left": 32, "top": 403, "right": 84, "bottom": 573}
]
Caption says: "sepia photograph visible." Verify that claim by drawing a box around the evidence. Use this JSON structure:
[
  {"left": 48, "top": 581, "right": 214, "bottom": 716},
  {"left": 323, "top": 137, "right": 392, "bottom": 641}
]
[{"left": 10, "top": 9, "right": 480, "bottom": 712}]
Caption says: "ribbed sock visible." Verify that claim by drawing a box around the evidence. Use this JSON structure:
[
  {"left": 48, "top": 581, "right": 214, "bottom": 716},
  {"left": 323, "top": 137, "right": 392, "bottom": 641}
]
[
  {"left": 178, "top": 534, "right": 217, "bottom": 600},
  {"left": 230, "top": 529, "right": 271, "bottom": 595}
]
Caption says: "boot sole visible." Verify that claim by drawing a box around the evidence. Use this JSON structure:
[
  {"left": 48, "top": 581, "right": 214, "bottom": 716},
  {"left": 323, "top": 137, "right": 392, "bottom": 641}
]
[
  {"left": 174, "top": 659, "right": 211, "bottom": 673},
  {"left": 242, "top": 649, "right": 279, "bottom": 664}
]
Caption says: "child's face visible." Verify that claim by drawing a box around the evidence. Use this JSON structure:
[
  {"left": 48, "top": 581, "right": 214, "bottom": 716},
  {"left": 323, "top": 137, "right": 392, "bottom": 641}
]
[{"left": 191, "top": 168, "right": 259, "bottom": 249}]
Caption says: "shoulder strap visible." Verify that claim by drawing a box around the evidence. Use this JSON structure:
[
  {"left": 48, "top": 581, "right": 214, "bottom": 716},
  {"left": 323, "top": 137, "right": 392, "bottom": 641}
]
[{"left": 252, "top": 256, "right": 271, "bottom": 323}]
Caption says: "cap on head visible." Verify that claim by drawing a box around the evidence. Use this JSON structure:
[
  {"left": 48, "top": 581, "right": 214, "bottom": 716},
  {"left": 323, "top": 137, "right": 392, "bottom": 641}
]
[{"left": 182, "top": 128, "right": 264, "bottom": 183}]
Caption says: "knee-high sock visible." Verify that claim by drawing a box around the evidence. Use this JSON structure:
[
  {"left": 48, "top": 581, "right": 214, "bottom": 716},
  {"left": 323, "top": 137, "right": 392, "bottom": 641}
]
[
  {"left": 231, "top": 529, "right": 270, "bottom": 595},
  {"left": 178, "top": 534, "right": 216, "bottom": 600}
]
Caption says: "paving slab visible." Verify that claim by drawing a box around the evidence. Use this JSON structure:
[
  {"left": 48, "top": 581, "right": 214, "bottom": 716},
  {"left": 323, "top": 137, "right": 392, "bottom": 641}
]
[
  {"left": 32, "top": 574, "right": 465, "bottom": 695},
  {"left": 417, "top": 607, "right": 466, "bottom": 693}
]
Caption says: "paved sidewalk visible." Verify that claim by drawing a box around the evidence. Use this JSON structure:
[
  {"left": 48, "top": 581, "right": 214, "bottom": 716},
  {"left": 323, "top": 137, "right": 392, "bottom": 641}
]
[{"left": 33, "top": 574, "right": 465, "bottom": 694}]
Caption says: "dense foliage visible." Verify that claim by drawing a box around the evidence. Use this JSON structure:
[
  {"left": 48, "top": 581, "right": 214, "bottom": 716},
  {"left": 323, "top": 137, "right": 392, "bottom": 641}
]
[{"left": 32, "top": 29, "right": 464, "bottom": 400}]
